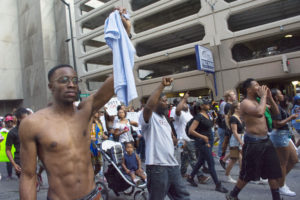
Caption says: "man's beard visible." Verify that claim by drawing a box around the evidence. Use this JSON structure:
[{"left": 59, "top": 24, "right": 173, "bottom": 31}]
[{"left": 156, "top": 106, "right": 168, "bottom": 116}]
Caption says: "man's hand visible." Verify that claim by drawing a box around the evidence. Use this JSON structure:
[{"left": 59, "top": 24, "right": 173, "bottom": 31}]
[
  {"left": 257, "top": 85, "right": 268, "bottom": 98},
  {"left": 115, "top": 7, "right": 131, "bottom": 36},
  {"left": 14, "top": 163, "right": 21, "bottom": 173},
  {"left": 162, "top": 77, "right": 173, "bottom": 87},
  {"left": 183, "top": 92, "right": 189, "bottom": 100}
]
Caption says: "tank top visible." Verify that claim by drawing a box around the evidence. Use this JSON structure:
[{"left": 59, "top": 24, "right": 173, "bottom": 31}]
[{"left": 124, "top": 152, "right": 138, "bottom": 171}]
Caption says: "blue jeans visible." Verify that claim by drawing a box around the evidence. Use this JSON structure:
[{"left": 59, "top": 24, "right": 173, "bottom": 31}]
[
  {"left": 190, "top": 141, "right": 220, "bottom": 185},
  {"left": 146, "top": 165, "right": 190, "bottom": 200},
  {"left": 218, "top": 128, "right": 226, "bottom": 157}
]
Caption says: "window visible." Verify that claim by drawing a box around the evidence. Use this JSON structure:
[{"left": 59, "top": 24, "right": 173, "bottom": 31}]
[
  {"left": 136, "top": 24, "right": 205, "bottom": 56},
  {"left": 232, "top": 30, "right": 300, "bottom": 62},
  {"left": 133, "top": 0, "right": 201, "bottom": 33},
  {"left": 86, "top": 74, "right": 110, "bottom": 91},
  {"left": 224, "top": 0, "right": 237, "bottom": 3},
  {"left": 79, "top": 0, "right": 110, "bottom": 15},
  {"left": 85, "top": 52, "right": 112, "bottom": 72},
  {"left": 138, "top": 54, "right": 197, "bottom": 80},
  {"left": 82, "top": 35, "right": 106, "bottom": 53},
  {"left": 81, "top": 8, "right": 113, "bottom": 34},
  {"left": 228, "top": 0, "right": 300, "bottom": 32},
  {"left": 131, "top": 0, "right": 161, "bottom": 11}
]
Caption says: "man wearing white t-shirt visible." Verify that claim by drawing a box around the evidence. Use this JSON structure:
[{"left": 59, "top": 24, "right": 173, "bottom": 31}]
[{"left": 139, "top": 77, "right": 190, "bottom": 200}]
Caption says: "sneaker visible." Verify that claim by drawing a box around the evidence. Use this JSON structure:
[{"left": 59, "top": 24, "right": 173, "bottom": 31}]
[
  {"left": 226, "top": 175, "right": 237, "bottom": 184},
  {"left": 197, "top": 175, "right": 210, "bottom": 184},
  {"left": 219, "top": 159, "right": 226, "bottom": 170},
  {"left": 216, "top": 183, "right": 228, "bottom": 193},
  {"left": 279, "top": 185, "right": 296, "bottom": 197},
  {"left": 187, "top": 176, "right": 198, "bottom": 187},
  {"left": 225, "top": 193, "right": 239, "bottom": 200}
]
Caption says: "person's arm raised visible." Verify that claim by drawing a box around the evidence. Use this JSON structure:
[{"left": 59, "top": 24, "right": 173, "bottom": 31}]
[
  {"left": 19, "top": 118, "right": 38, "bottom": 200},
  {"left": 143, "top": 77, "right": 173, "bottom": 123},
  {"left": 266, "top": 88, "right": 279, "bottom": 116},
  {"left": 175, "top": 92, "right": 189, "bottom": 116},
  {"left": 79, "top": 8, "right": 132, "bottom": 114}
]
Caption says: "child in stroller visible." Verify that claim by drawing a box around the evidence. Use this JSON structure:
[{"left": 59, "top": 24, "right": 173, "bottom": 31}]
[
  {"left": 97, "top": 140, "right": 147, "bottom": 200},
  {"left": 122, "top": 142, "right": 146, "bottom": 185}
]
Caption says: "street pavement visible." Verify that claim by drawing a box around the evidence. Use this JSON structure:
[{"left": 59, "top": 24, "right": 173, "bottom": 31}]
[{"left": 1, "top": 146, "right": 300, "bottom": 200}]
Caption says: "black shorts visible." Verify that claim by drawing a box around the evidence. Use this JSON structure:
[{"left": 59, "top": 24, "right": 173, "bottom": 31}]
[{"left": 239, "top": 136, "right": 282, "bottom": 182}]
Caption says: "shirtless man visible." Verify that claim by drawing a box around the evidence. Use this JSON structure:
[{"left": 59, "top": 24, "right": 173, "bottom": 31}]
[
  {"left": 19, "top": 9, "right": 131, "bottom": 200},
  {"left": 226, "top": 78, "right": 281, "bottom": 200}
]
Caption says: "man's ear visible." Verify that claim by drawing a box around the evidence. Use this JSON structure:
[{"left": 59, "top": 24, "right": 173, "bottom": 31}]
[{"left": 48, "top": 83, "right": 54, "bottom": 92}]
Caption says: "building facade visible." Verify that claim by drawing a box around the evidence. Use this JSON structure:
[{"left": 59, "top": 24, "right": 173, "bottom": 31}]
[
  {"left": 0, "top": 0, "right": 70, "bottom": 114},
  {"left": 73, "top": 0, "right": 300, "bottom": 106}
]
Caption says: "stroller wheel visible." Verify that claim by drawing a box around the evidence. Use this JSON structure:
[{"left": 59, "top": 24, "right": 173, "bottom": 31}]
[
  {"left": 96, "top": 181, "right": 109, "bottom": 200},
  {"left": 123, "top": 186, "right": 134, "bottom": 195},
  {"left": 134, "top": 191, "right": 147, "bottom": 200}
]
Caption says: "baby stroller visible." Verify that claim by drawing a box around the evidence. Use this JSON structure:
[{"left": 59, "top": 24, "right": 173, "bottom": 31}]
[{"left": 96, "top": 140, "right": 147, "bottom": 200}]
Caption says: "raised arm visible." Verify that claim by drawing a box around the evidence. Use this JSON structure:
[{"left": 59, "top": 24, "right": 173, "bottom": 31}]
[
  {"left": 19, "top": 119, "right": 38, "bottom": 200},
  {"left": 266, "top": 88, "right": 279, "bottom": 116},
  {"left": 143, "top": 77, "right": 173, "bottom": 123},
  {"left": 176, "top": 92, "right": 189, "bottom": 116},
  {"left": 79, "top": 8, "right": 132, "bottom": 114}
]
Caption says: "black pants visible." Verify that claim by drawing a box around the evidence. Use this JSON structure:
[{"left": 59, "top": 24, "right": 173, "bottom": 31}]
[{"left": 190, "top": 141, "right": 220, "bottom": 185}]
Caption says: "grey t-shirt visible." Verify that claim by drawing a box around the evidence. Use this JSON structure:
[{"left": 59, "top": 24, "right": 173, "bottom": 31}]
[{"left": 139, "top": 112, "right": 178, "bottom": 166}]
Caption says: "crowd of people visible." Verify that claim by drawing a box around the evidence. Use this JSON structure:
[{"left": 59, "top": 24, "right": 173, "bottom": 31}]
[
  {"left": 2, "top": 77, "right": 300, "bottom": 200},
  {"left": 1, "top": 8, "right": 300, "bottom": 200}
]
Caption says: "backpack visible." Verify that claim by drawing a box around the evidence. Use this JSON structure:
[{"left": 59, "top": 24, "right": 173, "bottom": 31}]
[{"left": 185, "top": 118, "right": 196, "bottom": 139}]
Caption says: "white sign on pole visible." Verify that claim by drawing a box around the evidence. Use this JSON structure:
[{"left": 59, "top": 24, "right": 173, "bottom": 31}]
[{"left": 104, "top": 97, "right": 121, "bottom": 116}]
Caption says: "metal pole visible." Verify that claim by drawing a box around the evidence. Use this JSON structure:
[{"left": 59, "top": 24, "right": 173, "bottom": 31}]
[{"left": 60, "top": 0, "right": 77, "bottom": 73}]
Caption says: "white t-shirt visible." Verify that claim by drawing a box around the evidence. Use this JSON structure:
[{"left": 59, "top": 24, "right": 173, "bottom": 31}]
[
  {"left": 169, "top": 106, "right": 178, "bottom": 130},
  {"left": 139, "top": 111, "right": 178, "bottom": 166},
  {"left": 114, "top": 120, "right": 134, "bottom": 143},
  {"left": 174, "top": 110, "right": 193, "bottom": 141}
]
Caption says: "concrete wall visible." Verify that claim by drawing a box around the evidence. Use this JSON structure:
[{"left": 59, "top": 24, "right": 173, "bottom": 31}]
[
  {"left": 17, "top": 0, "right": 69, "bottom": 112},
  {"left": 0, "top": 0, "right": 24, "bottom": 115},
  {"left": 0, "top": 1, "right": 23, "bottom": 101}
]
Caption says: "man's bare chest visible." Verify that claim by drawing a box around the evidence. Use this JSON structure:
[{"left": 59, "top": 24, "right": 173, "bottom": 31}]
[{"left": 36, "top": 119, "right": 90, "bottom": 153}]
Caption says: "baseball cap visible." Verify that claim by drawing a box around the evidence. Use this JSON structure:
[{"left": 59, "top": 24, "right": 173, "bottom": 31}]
[
  {"left": 294, "top": 95, "right": 300, "bottom": 101},
  {"left": 4, "top": 116, "right": 14, "bottom": 122},
  {"left": 196, "top": 99, "right": 211, "bottom": 106}
]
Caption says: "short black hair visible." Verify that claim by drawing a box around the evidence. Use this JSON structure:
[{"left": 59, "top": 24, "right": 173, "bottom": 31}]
[
  {"left": 48, "top": 64, "right": 73, "bottom": 82},
  {"left": 15, "top": 107, "right": 30, "bottom": 120},
  {"left": 242, "top": 78, "right": 255, "bottom": 97}
]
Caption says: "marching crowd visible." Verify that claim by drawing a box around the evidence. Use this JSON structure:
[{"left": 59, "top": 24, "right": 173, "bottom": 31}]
[{"left": 1, "top": 77, "right": 300, "bottom": 200}]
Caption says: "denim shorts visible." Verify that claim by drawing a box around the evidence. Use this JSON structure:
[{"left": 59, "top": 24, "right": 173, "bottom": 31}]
[
  {"left": 270, "top": 129, "right": 291, "bottom": 147},
  {"left": 230, "top": 134, "right": 243, "bottom": 148}
]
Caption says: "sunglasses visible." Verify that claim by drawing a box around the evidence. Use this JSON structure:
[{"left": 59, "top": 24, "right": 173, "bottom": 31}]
[{"left": 54, "top": 76, "right": 81, "bottom": 85}]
